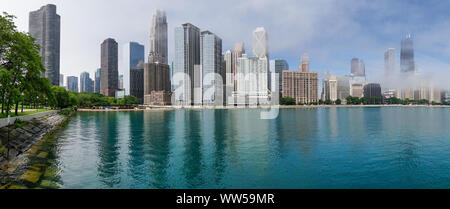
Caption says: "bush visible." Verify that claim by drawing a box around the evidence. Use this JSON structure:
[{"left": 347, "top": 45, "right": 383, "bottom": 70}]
[
  {"left": 280, "top": 97, "right": 296, "bottom": 105},
  {"left": 335, "top": 99, "right": 342, "bottom": 105},
  {"left": 58, "top": 108, "right": 72, "bottom": 116},
  {"left": 14, "top": 119, "right": 28, "bottom": 128}
]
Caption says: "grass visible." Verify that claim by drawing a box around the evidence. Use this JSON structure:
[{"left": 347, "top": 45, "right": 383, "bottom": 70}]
[{"left": 0, "top": 109, "right": 50, "bottom": 119}]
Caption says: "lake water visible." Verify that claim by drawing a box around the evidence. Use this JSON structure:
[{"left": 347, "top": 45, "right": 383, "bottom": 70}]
[{"left": 48, "top": 107, "right": 450, "bottom": 188}]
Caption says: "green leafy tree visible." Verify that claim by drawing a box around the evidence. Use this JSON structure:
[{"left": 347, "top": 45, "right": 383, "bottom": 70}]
[
  {"left": 280, "top": 97, "right": 296, "bottom": 105},
  {"left": 335, "top": 99, "right": 341, "bottom": 105}
]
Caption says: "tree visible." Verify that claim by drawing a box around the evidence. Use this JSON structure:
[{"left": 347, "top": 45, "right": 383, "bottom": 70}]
[
  {"left": 0, "top": 12, "right": 49, "bottom": 116},
  {"left": 280, "top": 97, "right": 296, "bottom": 105},
  {"left": 335, "top": 99, "right": 342, "bottom": 105},
  {"left": 324, "top": 99, "right": 332, "bottom": 105}
]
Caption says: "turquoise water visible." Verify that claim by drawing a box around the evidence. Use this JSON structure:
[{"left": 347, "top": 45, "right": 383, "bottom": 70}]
[{"left": 49, "top": 107, "right": 450, "bottom": 188}]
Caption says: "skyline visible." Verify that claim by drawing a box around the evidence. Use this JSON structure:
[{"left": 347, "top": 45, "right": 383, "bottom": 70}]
[{"left": 3, "top": 0, "right": 450, "bottom": 89}]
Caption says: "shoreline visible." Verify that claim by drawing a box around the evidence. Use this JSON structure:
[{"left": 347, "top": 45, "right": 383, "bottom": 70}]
[{"left": 77, "top": 104, "right": 450, "bottom": 112}]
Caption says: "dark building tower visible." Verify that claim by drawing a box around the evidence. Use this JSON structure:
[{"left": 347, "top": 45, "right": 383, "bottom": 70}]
[
  {"left": 400, "top": 34, "right": 415, "bottom": 74},
  {"left": 100, "top": 38, "right": 119, "bottom": 97},
  {"left": 29, "top": 4, "right": 60, "bottom": 85},
  {"left": 143, "top": 62, "right": 172, "bottom": 105},
  {"left": 363, "top": 83, "right": 382, "bottom": 99},
  {"left": 130, "top": 61, "right": 145, "bottom": 104}
]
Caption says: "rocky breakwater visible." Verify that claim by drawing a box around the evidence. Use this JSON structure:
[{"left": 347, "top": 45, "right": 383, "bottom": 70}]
[{"left": 0, "top": 111, "right": 72, "bottom": 189}]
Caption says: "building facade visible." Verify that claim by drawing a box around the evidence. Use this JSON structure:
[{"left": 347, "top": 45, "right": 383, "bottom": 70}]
[
  {"left": 66, "top": 76, "right": 78, "bottom": 92},
  {"left": 363, "top": 83, "right": 382, "bottom": 99},
  {"left": 384, "top": 48, "right": 395, "bottom": 76},
  {"left": 270, "top": 59, "right": 289, "bottom": 95},
  {"left": 282, "top": 70, "right": 318, "bottom": 104},
  {"left": 130, "top": 62, "right": 144, "bottom": 104},
  {"left": 173, "top": 23, "right": 201, "bottom": 105},
  {"left": 143, "top": 62, "right": 171, "bottom": 105},
  {"left": 80, "top": 71, "right": 91, "bottom": 92},
  {"left": 282, "top": 55, "right": 318, "bottom": 104},
  {"left": 59, "top": 74, "right": 64, "bottom": 87},
  {"left": 322, "top": 73, "right": 338, "bottom": 102},
  {"left": 100, "top": 38, "right": 118, "bottom": 97},
  {"left": 94, "top": 68, "right": 101, "bottom": 93},
  {"left": 122, "top": 42, "right": 145, "bottom": 95},
  {"left": 200, "top": 31, "right": 223, "bottom": 105},
  {"left": 351, "top": 58, "right": 365, "bottom": 76},
  {"left": 148, "top": 10, "right": 168, "bottom": 64},
  {"left": 29, "top": 4, "right": 60, "bottom": 85},
  {"left": 234, "top": 55, "right": 270, "bottom": 105},
  {"left": 401, "top": 34, "right": 415, "bottom": 75}
]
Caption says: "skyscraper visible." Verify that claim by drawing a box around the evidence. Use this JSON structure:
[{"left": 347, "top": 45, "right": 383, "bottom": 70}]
[
  {"left": 282, "top": 55, "right": 319, "bottom": 104},
  {"left": 299, "top": 54, "right": 309, "bottom": 72},
  {"left": 174, "top": 23, "right": 201, "bottom": 105},
  {"left": 66, "top": 76, "right": 78, "bottom": 92},
  {"left": 253, "top": 27, "right": 268, "bottom": 59},
  {"left": 122, "top": 42, "right": 145, "bottom": 95},
  {"left": 400, "top": 34, "right": 415, "bottom": 74},
  {"left": 200, "top": 31, "right": 223, "bottom": 105},
  {"left": 224, "top": 50, "right": 233, "bottom": 104},
  {"left": 363, "top": 83, "right": 382, "bottom": 99},
  {"left": 269, "top": 59, "right": 289, "bottom": 94},
  {"left": 94, "top": 68, "right": 101, "bottom": 93},
  {"left": 29, "top": 4, "right": 60, "bottom": 85},
  {"left": 80, "top": 71, "right": 91, "bottom": 92},
  {"left": 351, "top": 58, "right": 365, "bottom": 76},
  {"left": 143, "top": 62, "right": 171, "bottom": 105},
  {"left": 234, "top": 54, "right": 270, "bottom": 105},
  {"left": 149, "top": 10, "right": 168, "bottom": 64},
  {"left": 322, "top": 72, "right": 338, "bottom": 102},
  {"left": 233, "top": 43, "right": 245, "bottom": 91},
  {"left": 384, "top": 48, "right": 395, "bottom": 76},
  {"left": 100, "top": 38, "right": 118, "bottom": 97},
  {"left": 131, "top": 62, "right": 144, "bottom": 104}
]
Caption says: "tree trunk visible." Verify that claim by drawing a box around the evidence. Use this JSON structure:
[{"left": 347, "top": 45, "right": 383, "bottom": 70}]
[
  {"left": 21, "top": 102, "right": 23, "bottom": 113},
  {"left": 15, "top": 101, "right": 19, "bottom": 116}
]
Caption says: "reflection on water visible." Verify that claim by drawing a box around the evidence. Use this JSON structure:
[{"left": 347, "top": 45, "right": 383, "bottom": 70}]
[{"left": 50, "top": 107, "right": 450, "bottom": 188}]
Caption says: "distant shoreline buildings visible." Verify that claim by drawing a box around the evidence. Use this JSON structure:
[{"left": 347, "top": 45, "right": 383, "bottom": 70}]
[{"left": 26, "top": 4, "right": 448, "bottom": 106}]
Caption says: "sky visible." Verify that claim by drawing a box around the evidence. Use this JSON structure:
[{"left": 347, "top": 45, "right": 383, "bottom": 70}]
[{"left": 2, "top": 0, "right": 450, "bottom": 89}]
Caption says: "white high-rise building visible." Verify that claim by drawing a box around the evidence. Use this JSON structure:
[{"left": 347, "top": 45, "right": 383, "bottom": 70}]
[
  {"left": 174, "top": 23, "right": 201, "bottom": 105},
  {"left": 224, "top": 50, "right": 233, "bottom": 105},
  {"left": 322, "top": 72, "right": 338, "bottom": 102},
  {"left": 253, "top": 27, "right": 268, "bottom": 59},
  {"left": 149, "top": 9, "right": 168, "bottom": 64},
  {"left": 200, "top": 31, "right": 223, "bottom": 106},
  {"left": 234, "top": 54, "right": 269, "bottom": 105}
]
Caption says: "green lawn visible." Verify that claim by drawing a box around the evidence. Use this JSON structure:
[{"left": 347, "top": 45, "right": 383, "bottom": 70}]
[{"left": 0, "top": 109, "right": 50, "bottom": 119}]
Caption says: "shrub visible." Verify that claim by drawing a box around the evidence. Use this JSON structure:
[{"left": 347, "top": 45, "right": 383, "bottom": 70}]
[{"left": 14, "top": 119, "right": 28, "bottom": 128}]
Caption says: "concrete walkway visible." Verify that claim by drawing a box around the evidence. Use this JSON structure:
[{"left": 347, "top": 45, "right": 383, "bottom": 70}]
[{"left": 0, "top": 111, "right": 58, "bottom": 128}]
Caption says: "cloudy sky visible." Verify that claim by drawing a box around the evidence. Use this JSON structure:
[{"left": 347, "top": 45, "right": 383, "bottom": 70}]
[{"left": 2, "top": 0, "right": 450, "bottom": 87}]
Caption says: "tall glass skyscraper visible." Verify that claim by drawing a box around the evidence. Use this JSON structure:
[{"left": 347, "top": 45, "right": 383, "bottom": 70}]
[
  {"left": 149, "top": 10, "right": 168, "bottom": 64},
  {"left": 269, "top": 59, "right": 289, "bottom": 94},
  {"left": 29, "top": 4, "right": 60, "bottom": 85},
  {"left": 400, "top": 34, "right": 415, "bottom": 74},
  {"left": 174, "top": 23, "right": 201, "bottom": 105},
  {"left": 80, "top": 71, "right": 91, "bottom": 92},
  {"left": 94, "top": 68, "right": 101, "bottom": 93},
  {"left": 66, "top": 76, "right": 78, "bottom": 92},
  {"left": 122, "top": 42, "right": 145, "bottom": 95},
  {"left": 200, "top": 31, "right": 223, "bottom": 105}
]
